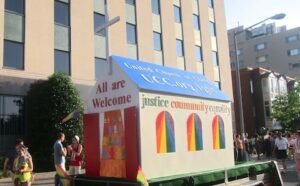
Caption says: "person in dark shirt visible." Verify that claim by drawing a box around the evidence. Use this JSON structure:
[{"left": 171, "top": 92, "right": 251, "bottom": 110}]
[{"left": 3, "top": 139, "right": 24, "bottom": 179}]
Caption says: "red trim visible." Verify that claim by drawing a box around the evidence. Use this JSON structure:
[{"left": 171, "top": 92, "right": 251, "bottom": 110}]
[
  {"left": 124, "top": 107, "right": 139, "bottom": 180},
  {"left": 83, "top": 113, "right": 100, "bottom": 177}
]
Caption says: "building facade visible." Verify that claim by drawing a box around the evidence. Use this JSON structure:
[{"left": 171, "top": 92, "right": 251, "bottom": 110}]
[
  {"left": 0, "top": 0, "right": 233, "bottom": 154},
  {"left": 231, "top": 67, "right": 293, "bottom": 136},
  {"left": 228, "top": 23, "right": 300, "bottom": 78}
]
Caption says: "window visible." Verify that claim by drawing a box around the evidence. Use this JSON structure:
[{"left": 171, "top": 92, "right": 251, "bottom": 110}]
[
  {"left": 250, "top": 80, "right": 254, "bottom": 93},
  {"left": 256, "top": 55, "right": 267, "bottom": 63},
  {"left": 95, "top": 58, "right": 106, "bottom": 79},
  {"left": 55, "top": 50, "right": 70, "bottom": 75},
  {"left": 230, "top": 62, "right": 235, "bottom": 69},
  {"left": 126, "top": 23, "right": 137, "bottom": 44},
  {"left": 176, "top": 40, "right": 184, "bottom": 57},
  {"left": 153, "top": 32, "right": 162, "bottom": 51},
  {"left": 193, "top": 14, "right": 200, "bottom": 30},
  {"left": 212, "top": 51, "right": 219, "bottom": 66},
  {"left": 255, "top": 43, "right": 266, "bottom": 51},
  {"left": 208, "top": 0, "right": 214, "bottom": 8},
  {"left": 0, "top": 95, "right": 25, "bottom": 136},
  {"left": 4, "top": 0, "right": 25, "bottom": 70},
  {"left": 151, "top": 0, "right": 160, "bottom": 15},
  {"left": 288, "top": 48, "right": 300, "bottom": 56},
  {"left": 286, "top": 35, "right": 298, "bottom": 43},
  {"left": 195, "top": 46, "right": 202, "bottom": 61},
  {"left": 210, "top": 22, "right": 216, "bottom": 36},
  {"left": 54, "top": 0, "right": 70, "bottom": 26},
  {"left": 214, "top": 81, "right": 221, "bottom": 89},
  {"left": 289, "top": 63, "right": 300, "bottom": 69},
  {"left": 4, "top": 40, "right": 24, "bottom": 69},
  {"left": 94, "top": 13, "right": 106, "bottom": 36},
  {"left": 174, "top": 6, "right": 181, "bottom": 23},
  {"left": 5, "top": 0, "right": 24, "bottom": 14},
  {"left": 126, "top": 0, "right": 135, "bottom": 5},
  {"left": 264, "top": 101, "right": 270, "bottom": 118}
]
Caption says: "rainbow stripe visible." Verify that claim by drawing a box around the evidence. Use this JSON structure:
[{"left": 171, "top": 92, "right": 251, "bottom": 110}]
[
  {"left": 156, "top": 111, "right": 175, "bottom": 153},
  {"left": 187, "top": 113, "right": 203, "bottom": 151},
  {"left": 212, "top": 115, "right": 226, "bottom": 149}
]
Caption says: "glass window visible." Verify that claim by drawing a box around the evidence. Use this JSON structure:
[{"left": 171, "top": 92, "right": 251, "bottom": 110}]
[
  {"left": 55, "top": 0, "right": 70, "bottom": 26},
  {"left": 94, "top": 13, "right": 106, "bottom": 36},
  {"left": 208, "top": 0, "right": 214, "bottom": 8},
  {"left": 288, "top": 48, "right": 300, "bottom": 56},
  {"left": 153, "top": 32, "right": 162, "bottom": 51},
  {"left": 213, "top": 81, "right": 220, "bottom": 89},
  {"left": 212, "top": 51, "right": 218, "bottom": 66},
  {"left": 255, "top": 43, "right": 266, "bottom": 51},
  {"left": 5, "top": 0, "right": 24, "bottom": 14},
  {"left": 126, "top": 23, "right": 137, "bottom": 44},
  {"left": 151, "top": 0, "right": 160, "bottom": 15},
  {"left": 193, "top": 14, "right": 200, "bottom": 30},
  {"left": 256, "top": 55, "right": 267, "bottom": 63},
  {"left": 3, "top": 40, "right": 24, "bottom": 69},
  {"left": 0, "top": 95, "right": 25, "bottom": 136},
  {"left": 195, "top": 46, "right": 202, "bottom": 61},
  {"left": 4, "top": 12, "right": 24, "bottom": 42},
  {"left": 286, "top": 35, "right": 298, "bottom": 43},
  {"left": 210, "top": 22, "right": 216, "bottom": 36},
  {"left": 55, "top": 50, "right": 70, "bottom": 75},
  {"left": 174, "top": 6, "right": 181, "bottom": 23},
  {"left": 176, "top": 39, "right": 184, "bottom": 57},
  {"left": 126, "top": 0, "right": 135, "bottom": 5},
  {"left": 95, "top": 58, "right": 106, "bottom": 79}
]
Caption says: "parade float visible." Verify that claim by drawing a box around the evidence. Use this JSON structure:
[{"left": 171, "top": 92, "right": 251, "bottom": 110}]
[{"left": 75, "top": 56, "right": 282, "bottom": 186}]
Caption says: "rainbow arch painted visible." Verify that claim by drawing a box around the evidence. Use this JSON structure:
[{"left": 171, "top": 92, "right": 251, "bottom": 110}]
[
  {"left": 212, "top": 115, "right": 226, "bottom": 149},
  {"left": 187, "top": 113, "right": 203, "bottom": 151},
  {"left": 156, "top": 111, "right": 175, "bottom": 153}
]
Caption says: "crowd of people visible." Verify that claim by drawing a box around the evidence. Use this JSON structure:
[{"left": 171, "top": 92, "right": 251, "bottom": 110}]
[
  {"left": 2, "top": 133, "right": 82, "bottom": 186},
  {"left": 234, "top": 129, "right": 300, "bottom": 180}
]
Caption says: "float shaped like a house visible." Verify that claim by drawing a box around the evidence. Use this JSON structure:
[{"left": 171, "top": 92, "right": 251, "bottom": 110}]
[{"left": 83, "top": 55, "right": 234, "bottom": 181}]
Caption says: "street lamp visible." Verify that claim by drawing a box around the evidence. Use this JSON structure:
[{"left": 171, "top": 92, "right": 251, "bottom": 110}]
[
  {"left": 95, "top": 3, "right": 120, "bottom": 74},
  {"left": 233, "top": 13, "right": 286, "bottom": 136}
]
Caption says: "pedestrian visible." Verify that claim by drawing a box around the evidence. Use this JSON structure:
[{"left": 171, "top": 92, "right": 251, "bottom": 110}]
[
  {"left": 67, "top": 135, "right": 83, "bottom": 175},
  {"left": 2, "top": 139, "right": 29, "bottom": 181},
  {"left": 13, "top": 145, "right": 33, "bottom": 186},
  {"left": 263, "top": 130, "right": 272, "bottom": 159},
  {"left": 54, "top": 132, "right": 70, "bottom": 186},
  {"left": 291, "top": 130, "right": 300, "bottom": 180},
  {"left": 235, "top": 134, "right": 244, "bottom": 162},
  {"left": 274, "top": 132, "right": 289, "bottom": 173}
]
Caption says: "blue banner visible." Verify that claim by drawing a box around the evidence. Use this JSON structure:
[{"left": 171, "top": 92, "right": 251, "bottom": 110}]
[{"left": 112, "top": 55, "right": 230, "bottom": 102}]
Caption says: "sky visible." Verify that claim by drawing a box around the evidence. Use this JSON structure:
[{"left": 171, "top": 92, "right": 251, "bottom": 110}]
[{"left": 224, "top": 0, "right": 300, "bottom": 30}]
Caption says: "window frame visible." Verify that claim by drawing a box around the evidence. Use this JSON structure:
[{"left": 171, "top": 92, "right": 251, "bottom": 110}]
[
  {"left": 94, "top": 12, "right": 106, "bottom": 36},
  {"left": 54, "top": 0, "right": 70, "bottom": 27},
  {"left": 174, "top": 5, "right": 182, "bottom": 23},
  {"left": 3, "top": 39, "right": 24, "bottom": 70},
  {"left": 153, "top": 32, "right": 162, "bottom": 51},
  {"left": 54, "top": 49, "right": 71, "bottom": 75},
  {"left": 176, "top": 39, "right": 184, "bottom": 57},
  {"left": 195, "top": 45, "right": 203, "bottom": 62},
  {"left": 126, "top": 23, "right": 137, "bottom": 44},
  {"left": 151, "top": 0, "right": 160, "bottom": 15}
]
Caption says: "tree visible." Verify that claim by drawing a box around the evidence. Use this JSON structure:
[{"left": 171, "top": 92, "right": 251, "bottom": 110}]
[
  {"left": 26, "top": 73, "right": 83, "bottom": 171},
  {"left": 271, "top": 81, "right": 300, "bottom": 131}
]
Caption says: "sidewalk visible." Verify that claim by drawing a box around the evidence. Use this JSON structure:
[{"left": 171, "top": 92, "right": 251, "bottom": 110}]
[{"left": 0, "top": 171, "right": 56, "bottom": 186}]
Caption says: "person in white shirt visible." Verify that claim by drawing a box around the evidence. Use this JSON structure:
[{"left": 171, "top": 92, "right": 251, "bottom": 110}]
[
  {"left": 290, "top": 130, "right": 300, "bottom": 180},
  {"left": 274, "top": 132, "right": 288, "bottom": 172}
]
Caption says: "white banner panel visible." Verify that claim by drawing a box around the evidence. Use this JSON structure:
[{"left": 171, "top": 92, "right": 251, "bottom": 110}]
[{"left": 139, "top": 92, "right": 234, "bottom": 179}]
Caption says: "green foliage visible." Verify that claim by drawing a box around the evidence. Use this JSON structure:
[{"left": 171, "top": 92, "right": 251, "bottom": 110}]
[
  {"left": 26, "top": 73, "right": 83, "bottom": 171},
  {"left": 271, "top": 80, "right": 300, "bottom": 131}
]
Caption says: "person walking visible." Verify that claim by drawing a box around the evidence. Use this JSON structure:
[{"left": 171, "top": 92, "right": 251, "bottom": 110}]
[
  {"left": 13, "top": 145, "right": 33, "bottom": 186},
  {"left": 67, "top": 135, "right": 83, "bottom": 175},
  {"left": 235, "top": 134, "right": 244, "bottom": 162},
  {"left": 54, "top": 132, "right": 69, "bottom": 186},
  {"left": 291, "top": 130, "right": 300, "bottom": 180},
  {"left": 274, "top": 132, "right": 289, "bottom": 173}
]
